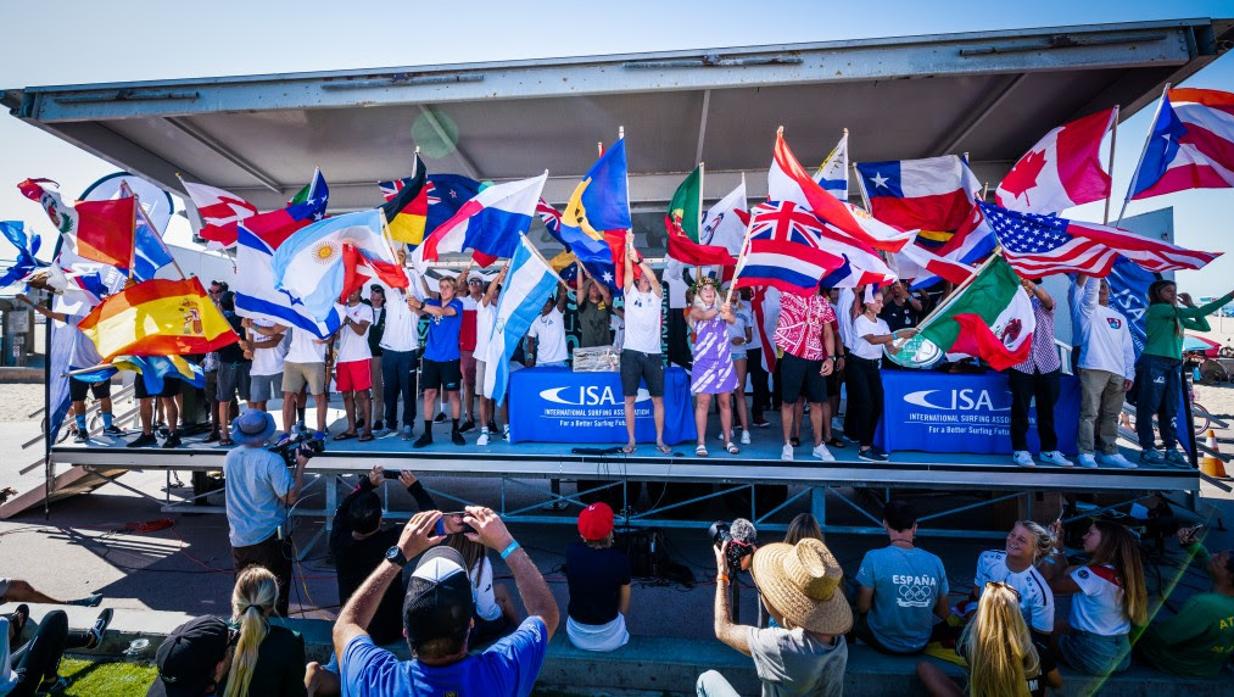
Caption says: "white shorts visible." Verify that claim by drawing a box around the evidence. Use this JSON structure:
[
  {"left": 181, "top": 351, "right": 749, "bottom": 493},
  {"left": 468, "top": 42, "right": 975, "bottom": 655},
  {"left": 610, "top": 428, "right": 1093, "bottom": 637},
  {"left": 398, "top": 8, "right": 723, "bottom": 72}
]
[{"left": 566, "top": 613, "right": 629, "bottom": 653}]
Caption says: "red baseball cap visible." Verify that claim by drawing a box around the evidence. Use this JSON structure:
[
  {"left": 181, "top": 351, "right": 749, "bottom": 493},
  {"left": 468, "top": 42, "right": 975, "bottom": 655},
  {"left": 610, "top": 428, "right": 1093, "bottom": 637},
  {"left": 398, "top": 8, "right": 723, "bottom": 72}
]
[{"left": 578, "top": 502, "right": 615, "bottom": 541}]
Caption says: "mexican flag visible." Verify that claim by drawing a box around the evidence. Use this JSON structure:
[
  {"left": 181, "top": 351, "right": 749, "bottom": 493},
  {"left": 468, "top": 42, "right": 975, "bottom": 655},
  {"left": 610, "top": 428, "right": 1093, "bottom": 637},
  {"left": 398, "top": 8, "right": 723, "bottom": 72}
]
[
  {"left": 666, "top": 165, "right": 703, "bottom": 242},
  {"left": 918, "top": 256, "right": 1036, "bottom": 371}
]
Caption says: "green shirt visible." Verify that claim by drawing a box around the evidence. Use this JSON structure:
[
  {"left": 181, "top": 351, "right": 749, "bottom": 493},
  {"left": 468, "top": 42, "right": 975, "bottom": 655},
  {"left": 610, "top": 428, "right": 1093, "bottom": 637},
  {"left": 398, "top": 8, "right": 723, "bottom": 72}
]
[
  {"left": 1142, "top": 292, "right": 1233, "bottom": 359},
  {"left": 1137, "top": 544, "right": 1234, "bottom": 678},
  {"left": 577, "top": 299, "right": 612, "bottom": 348}
]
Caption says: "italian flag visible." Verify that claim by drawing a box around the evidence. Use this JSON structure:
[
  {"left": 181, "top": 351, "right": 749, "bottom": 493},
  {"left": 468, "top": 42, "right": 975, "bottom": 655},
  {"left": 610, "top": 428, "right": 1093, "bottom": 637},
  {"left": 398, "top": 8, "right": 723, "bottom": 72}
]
[{"left": 918, "top": 256, "right": 1036, "bottom": 371}]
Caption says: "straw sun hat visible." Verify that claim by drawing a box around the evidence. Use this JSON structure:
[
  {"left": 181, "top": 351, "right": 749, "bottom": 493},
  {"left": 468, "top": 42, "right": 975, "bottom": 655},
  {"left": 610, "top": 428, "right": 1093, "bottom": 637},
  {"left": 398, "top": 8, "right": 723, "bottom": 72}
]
[{"left": 750, "top": 538, "right": 852, "bottom": 635}]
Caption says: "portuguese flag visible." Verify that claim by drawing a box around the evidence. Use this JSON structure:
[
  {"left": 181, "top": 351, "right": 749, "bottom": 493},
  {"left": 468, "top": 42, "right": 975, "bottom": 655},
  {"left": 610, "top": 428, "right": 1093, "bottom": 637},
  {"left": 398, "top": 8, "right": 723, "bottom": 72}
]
[
  {"left": 665, "top": 165, "right": 703, "bottom": 242},
  {"left": 918, "top": 256, "right": 1036, "bottom": 371}
]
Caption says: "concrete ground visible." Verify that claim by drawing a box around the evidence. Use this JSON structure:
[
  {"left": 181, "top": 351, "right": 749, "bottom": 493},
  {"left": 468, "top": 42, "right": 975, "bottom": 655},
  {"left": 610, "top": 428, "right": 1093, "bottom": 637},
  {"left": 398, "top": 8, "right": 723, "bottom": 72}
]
[{"left": 1, "top": 380, "right": 1232, "bottom": 668}]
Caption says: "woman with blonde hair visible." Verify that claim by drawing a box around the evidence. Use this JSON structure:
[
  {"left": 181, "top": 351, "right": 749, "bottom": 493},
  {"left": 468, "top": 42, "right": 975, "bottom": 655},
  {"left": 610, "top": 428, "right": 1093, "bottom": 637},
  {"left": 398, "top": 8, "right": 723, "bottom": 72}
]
[
  {"left": 224, "top": 565, "right": 306, "bottom": 697},
  {"left": 688, "top": 278, "right": 739, "bottom": 456},
  {"left": 1041, "top": 519, "right": 1146, "bottom": 675},
  {"left": 917, "top": 582, "right": 1044, "bottom": 696}
]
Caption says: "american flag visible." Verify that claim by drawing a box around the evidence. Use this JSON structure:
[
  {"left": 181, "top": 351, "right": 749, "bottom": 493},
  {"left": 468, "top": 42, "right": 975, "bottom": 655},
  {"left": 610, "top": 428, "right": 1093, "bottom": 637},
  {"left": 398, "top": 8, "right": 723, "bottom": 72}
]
[
  {"left": 980, "top": 202, "right": 1219, "bottom": 277},
  {"left": 732, "top": 201, "right": 846, "bottom": 296}
]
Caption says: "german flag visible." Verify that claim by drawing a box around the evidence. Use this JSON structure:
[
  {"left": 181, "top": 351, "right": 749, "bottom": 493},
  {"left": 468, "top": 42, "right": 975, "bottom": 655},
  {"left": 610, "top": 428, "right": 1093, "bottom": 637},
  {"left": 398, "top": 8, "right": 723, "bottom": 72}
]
[
  {"left": 78, "top": 277, "right": 239, "bottom": 361},
  {"left": 379, "top": 157, "right": 428, "bottom": 246}
]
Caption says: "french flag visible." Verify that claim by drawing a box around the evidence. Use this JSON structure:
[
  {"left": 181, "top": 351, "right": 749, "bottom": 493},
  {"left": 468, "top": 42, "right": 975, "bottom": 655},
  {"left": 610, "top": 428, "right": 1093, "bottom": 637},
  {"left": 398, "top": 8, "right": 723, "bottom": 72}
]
[
  {"left": 855, "top": 155, "right": 981, "bottom": 233},
  {"left": 1130, "top": 88, "right": 1234, "bottom": 201},
  {"left": 418, "top": 172, "right": 548, "bottom": 268}
]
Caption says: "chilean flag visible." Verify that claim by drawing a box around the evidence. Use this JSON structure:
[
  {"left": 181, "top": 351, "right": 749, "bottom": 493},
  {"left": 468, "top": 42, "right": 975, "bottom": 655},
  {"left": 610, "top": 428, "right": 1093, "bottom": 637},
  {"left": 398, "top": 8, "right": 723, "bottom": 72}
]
[
  {"left": 418, "top": 172, "right": 547, "bottom": 268},
  {"left": 856, "top": 155, "right": 981, "bottom": 233},
  {"left": 769, "top": 128, "right": 914, "bottom": 252},
  {"left": 995, "top": 107, "right": 1116, "bottom": 215},
  {"left": 1129, "top": 88, "right": 1234, "bottom": 201}
]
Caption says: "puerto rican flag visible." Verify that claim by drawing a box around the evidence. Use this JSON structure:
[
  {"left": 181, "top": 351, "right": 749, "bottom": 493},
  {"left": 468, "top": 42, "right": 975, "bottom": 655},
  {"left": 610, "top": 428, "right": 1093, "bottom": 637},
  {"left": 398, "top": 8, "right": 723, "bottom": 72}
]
[
  {"left": 995, "top": 107, "right": 1116, "bottom": 215},
  {"left": 983, "top": 202, "right": 1220, "bottom": 277},
  {"left": 417, "top": 172, "right": 548, "bottom": 269},
  {"left": 732, "top": 201, "right": 847, "bottom": 296},
  {"left": 182, "top": 181, "right": 258, "bottom": 248},
  {"left": 769, "top": 128, "right": 914, "bottom": 252},
  {"left": 856, "top": 155, "right": 981, "bottom": 233},
  {"left": 1129, "top": 88, "right": 1234, "bottom": 201}
]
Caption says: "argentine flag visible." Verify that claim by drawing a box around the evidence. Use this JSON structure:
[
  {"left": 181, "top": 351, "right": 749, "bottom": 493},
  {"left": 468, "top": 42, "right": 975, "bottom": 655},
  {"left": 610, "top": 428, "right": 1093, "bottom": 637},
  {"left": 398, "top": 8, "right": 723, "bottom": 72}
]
[{"left": 483, "top": 236, "right": 560, "bottom": 405}]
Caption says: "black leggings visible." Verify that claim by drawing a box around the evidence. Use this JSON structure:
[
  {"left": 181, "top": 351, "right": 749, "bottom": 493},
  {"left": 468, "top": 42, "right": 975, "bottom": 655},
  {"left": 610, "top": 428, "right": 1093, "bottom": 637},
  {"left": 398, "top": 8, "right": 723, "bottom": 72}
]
[
  {"left": 846, "top": 356, "right": 883, "bottom": 448},
  {"left": 9, "top": 610, "right": 91, "bottom": 697}
]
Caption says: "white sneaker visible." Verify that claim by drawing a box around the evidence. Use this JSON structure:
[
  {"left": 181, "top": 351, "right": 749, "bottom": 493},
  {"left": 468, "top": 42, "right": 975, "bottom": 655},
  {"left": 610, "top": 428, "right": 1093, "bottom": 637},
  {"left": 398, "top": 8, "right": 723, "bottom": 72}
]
[
  {"left": 1012, "top": 450, "right": 1036, "bottom": 467},
  {"left": 781, "top": 444, "right": 794, "bottom": 461},
  {"left": 812, "top": 443, "right": 836, "bottom": 462},
  {"left": 1076, "top": 453, "right": 1099, "bottom": 469},
  {"left": 740, "top": 430, "right": 751, "bottom": 446},
  {"left": 1039, "top": 450, "right": 1074, "bottom": 467},
  {"left": 1098, "top": 452, "right": 1138, "bottom": 469},
  {"left": 476, "top": 431, "right": 490, "bottom": 446},
  {"left": 502, "top": 425, "right": 511, "bottom": 442}
]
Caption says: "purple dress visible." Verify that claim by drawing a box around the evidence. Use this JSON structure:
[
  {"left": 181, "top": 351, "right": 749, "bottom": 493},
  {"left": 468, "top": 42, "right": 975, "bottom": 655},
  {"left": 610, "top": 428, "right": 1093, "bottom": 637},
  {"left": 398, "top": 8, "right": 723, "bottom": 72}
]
[{"left": 691, "top": 308, "right": 738, "bottom": 395}]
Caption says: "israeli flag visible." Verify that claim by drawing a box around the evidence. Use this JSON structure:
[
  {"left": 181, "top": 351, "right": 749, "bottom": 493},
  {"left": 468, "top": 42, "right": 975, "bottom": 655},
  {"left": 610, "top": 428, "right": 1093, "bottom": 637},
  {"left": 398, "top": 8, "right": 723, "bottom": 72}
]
[{"left": 483, "top": 236, "right": 560, "bottom": 405}]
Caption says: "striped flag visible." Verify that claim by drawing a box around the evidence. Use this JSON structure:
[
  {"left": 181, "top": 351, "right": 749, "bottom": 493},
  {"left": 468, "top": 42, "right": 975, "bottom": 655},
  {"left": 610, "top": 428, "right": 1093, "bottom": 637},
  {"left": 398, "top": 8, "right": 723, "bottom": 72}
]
[
  {"left": 812, "top": 132, "right": 849, "bottom": 199},
  {"left": 732, "top": 201, "right": 846, "bottom": 296},
  {"left": 981, "top": 202, "right": 1220, "bottom": 277},
  {"left": 483, "top": 236, "right": 561, "bottom": 404},
  {"left": 1129, "top": 88, "right": 1234, "bottom": 201}
]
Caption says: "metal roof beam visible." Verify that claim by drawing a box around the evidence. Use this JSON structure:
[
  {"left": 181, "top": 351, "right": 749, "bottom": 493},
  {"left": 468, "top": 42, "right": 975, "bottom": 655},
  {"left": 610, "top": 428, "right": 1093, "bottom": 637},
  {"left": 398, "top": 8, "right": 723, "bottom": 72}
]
[
  {"left": 695, "top": 89, "right": 711, "bottom": 165},
  {"left": 162, "top": 117, "right": 282, "bottom": 193},
  {"left": 417, "top": 105, "right": 482, "bottom": 180},
  {"left": 928, "top": 73, "right": 1026, "bottom": 156},
  {"left": 10, "top": 21, "right": 1209, "bottom": 123}
]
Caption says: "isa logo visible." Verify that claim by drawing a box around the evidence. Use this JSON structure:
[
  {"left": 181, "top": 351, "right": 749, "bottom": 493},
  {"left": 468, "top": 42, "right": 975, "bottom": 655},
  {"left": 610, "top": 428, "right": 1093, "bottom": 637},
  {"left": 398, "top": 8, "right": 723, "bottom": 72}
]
[{"left": 539, "top": 385, "right": 651, "bottom": 406}]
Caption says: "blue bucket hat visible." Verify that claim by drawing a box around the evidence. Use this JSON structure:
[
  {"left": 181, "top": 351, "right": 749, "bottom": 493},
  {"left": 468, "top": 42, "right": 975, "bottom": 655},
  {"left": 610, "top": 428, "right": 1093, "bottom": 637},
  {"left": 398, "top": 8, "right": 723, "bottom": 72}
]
[{"left": 231, "top": 409, "right": 276, "bottom": 446}]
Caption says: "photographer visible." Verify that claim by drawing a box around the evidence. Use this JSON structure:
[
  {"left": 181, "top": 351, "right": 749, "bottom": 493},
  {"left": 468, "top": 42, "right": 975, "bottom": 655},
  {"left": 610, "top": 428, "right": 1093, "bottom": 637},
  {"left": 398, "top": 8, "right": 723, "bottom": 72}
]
[
  {"left": 223, "top": 409, "right": 309, "bottom": 615},
  {"left": 699, "top": 536, "right": 851, "bottom": 697}
]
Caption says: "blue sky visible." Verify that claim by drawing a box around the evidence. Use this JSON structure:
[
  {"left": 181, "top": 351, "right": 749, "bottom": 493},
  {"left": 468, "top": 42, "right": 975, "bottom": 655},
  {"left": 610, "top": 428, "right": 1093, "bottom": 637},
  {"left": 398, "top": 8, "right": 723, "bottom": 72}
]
[{"left": 1, "top": 1, "right": 1232, "bottom": 293}]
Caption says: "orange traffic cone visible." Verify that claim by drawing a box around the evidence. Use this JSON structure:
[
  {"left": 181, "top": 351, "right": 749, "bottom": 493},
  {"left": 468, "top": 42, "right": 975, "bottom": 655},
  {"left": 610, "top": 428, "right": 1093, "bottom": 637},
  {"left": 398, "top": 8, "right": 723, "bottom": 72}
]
[{"left": 1200, "top": 429, "right": 1228, "bottom": 478}]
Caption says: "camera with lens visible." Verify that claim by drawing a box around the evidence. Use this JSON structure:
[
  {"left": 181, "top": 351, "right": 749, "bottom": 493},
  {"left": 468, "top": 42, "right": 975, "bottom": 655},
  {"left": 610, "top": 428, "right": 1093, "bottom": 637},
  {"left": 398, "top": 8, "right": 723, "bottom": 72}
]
[
  {"left": 269, "top": 431, "right": 326, "bottom": 467},
  {"left": 709, "top": 518, "right": 758, "bottom": 571}
]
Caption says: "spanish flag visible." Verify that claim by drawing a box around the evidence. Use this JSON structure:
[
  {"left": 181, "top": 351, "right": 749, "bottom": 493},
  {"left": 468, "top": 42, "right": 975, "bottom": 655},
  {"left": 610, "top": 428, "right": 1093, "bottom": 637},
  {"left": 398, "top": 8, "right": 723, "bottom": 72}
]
[{"left": 79, "top": 277, "right": 239, "bottom": 361}]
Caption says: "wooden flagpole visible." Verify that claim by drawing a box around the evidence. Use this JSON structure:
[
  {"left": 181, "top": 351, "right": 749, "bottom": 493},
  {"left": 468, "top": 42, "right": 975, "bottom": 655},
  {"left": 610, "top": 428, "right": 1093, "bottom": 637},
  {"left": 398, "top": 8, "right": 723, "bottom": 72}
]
[
  {"left": 1102, "top": 105, "right": 1120, "bottom": 225},
  {"left": 1116, "top": 83, "right": 1170, "bottom": 226},
  {"left": 694, "top": 162, "right": 705, "bottom": 286},
  {"left": 853, "top": 162, "right": 872, "bottom": 212},
  {"left": 724, "top": 172, "right": 753, "bottom": 307}
]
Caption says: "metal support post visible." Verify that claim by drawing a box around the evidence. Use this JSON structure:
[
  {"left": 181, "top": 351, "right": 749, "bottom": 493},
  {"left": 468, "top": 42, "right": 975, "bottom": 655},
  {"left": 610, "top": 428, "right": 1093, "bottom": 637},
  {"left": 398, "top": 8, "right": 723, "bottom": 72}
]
[{"left": 811, "top": 485, "right": 826, "bottom": 527}]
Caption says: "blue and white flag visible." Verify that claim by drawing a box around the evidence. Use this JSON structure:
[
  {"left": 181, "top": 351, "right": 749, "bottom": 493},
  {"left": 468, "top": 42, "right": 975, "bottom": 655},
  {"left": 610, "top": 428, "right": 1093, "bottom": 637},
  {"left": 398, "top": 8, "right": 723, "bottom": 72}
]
[
  {"left": 813, "top": 132, "right": 849, "bottom": 199},
  {"left": 235, "top": 224, "right": 341, "bottom": 338},
  {"left": 483, "top": 236, "right": 561, "bottom": 405},
  {"left": 131, "top": 200, "right": 175, "bottom": 282},
  {"left": 271, "top": 209, "right": 394, "bottom": 324}
]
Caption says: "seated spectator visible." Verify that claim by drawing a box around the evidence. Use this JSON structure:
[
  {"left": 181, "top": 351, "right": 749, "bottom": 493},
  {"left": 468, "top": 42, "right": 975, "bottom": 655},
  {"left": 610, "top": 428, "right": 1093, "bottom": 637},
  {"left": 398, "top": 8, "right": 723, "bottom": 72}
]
[
  {"left": 0, "top": 579, "right": 100, "bottom": 607},
  {"left": 330, "top": 465, "right": 436, "bottom": 645},
  {"left": 564, "top": 503, "right": 632, "bottom": 652},
  {"left": 222, "top": 566, "right": 305, "bottom": 697},
  {"left": 333, "top": 508, "right": 559, "bottom": 696},
  {"left": 146, "top": 616, "right": 234, "bottom": 697},
  {"left": 1135, "top": 527, "right": 1234, "bottom": 677},
  {"left": 967, "top": 521, "right": 1061, "bottom": 690},
  {"left": 853, "top": 500, "right": 949, "bottom": 655},
  {"left": 447, "top": 529, "right": 520, "bottom": 646},
  {"left": 784, "top": 513, "right": 823, "bottom": 545},
  {"left": 1040, "top": 519, "right": 1146, "bottom": 676},
  {"left": 917, "top": 582, "right": 1045, "bottom": 697},
  {"left": 2, "top": 604, "right": 112, "bottom": 697},
  {"left": 698, "top": 537, "right": 850, "bottom": 696}
]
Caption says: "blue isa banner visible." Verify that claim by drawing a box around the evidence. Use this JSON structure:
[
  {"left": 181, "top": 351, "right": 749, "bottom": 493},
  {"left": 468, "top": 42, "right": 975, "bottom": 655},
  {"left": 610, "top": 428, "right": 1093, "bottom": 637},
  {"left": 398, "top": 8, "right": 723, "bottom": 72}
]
[
  {"left": 877, "top": 372, "right": 1080, "bottom": 455},
  {"left": 507, "top": 367, "right": 695, "bottom": 444}
]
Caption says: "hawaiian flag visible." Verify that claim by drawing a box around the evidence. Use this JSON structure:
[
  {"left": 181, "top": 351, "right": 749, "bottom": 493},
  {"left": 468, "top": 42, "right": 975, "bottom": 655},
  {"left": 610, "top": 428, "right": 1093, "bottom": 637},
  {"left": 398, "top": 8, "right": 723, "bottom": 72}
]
[
  {"left": 982, "top": 202, "right": 1219, "bottom": 277},
  {"left": 181, "top": 181, "right": 257, "bottom": 248},
  {"left": 995, "top": 107, "right": 1116, "bottom": 215},
  {"left": 732, "top": 201, "right": 847, "bottom": 296},
  {"left": 1129, "top": 88, "right": 1234, "bottom": 201}
]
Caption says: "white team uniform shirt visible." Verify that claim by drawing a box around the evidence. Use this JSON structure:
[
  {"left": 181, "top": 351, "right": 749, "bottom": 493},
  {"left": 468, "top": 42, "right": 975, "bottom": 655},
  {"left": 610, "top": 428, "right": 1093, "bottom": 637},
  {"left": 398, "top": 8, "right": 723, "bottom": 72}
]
[
  {"left": 974, "top": 549, "right": 1055, "bottom": 633},
  {"left": 1068, "top": 564, "right": 1130, "bottom": 636}
]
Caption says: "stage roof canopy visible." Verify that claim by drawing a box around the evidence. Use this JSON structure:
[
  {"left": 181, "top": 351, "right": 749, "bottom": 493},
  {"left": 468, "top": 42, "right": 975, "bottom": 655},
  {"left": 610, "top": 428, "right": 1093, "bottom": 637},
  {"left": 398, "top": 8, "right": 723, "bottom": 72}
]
[{"left": 4, "top": 18, "right": 1232, "bottom": 212}]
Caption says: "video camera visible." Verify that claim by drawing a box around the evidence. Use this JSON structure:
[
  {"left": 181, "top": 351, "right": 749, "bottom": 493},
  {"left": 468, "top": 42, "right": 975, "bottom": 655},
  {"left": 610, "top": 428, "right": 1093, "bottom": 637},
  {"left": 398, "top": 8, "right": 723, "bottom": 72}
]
[
  {"left": 269, "top": 431, "right": 326, "bottom": 467},
  {"left": 710, "top": 518, "right": 758, "bottom": 572}
]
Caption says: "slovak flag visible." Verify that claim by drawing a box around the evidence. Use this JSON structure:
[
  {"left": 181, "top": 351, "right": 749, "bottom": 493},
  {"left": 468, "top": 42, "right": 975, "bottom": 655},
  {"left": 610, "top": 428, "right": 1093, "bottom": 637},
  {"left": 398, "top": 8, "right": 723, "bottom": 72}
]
[
  {"left": 995, "top": 107, "right": 1116, "bottom": 215},
  {"left": 181, "top": 181, "right": 258, "bottom": 248},
  {"left": 855, "top": 155, "right": 981, "bottom": 234},
  {"left": 769, "top": 128, "right": 914, "bottom": 252},
  {"left": 1128, "top": 88, "right": 1234, "bottom": 201},
  {"left": 417, "top": 172, "right": 548, "bottom": 268}
]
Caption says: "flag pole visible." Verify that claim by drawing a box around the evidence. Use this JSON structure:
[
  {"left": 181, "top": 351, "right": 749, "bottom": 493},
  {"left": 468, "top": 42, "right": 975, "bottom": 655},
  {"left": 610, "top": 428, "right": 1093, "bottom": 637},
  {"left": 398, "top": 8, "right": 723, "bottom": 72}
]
[
  {"left": 1102, "top": 105, "right": 1120, "bottom": 225},
  {"left": 127, "top": 194, "right": 137, "bottom": 281},
  {"left": 1116, "top": 83, "right": 1170, "bottom": 226},
  {"left": 694, "top": 161, "right": 705, "bottom": 286},
  {"left": 853, "top": 162, "right": 872, "bottom": 212},
  {"left": 914, "top": 249, "right": 1001, "bottom": 333},
  {"left": 725, "top": 193, "right": 756, "bottom": 306}
]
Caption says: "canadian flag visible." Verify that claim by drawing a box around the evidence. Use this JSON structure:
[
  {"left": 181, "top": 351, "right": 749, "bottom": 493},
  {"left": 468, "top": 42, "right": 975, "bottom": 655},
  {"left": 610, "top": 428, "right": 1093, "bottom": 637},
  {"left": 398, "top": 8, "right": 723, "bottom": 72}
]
[
  {"left": 182, "top": 181, "right": 258, "bottom": 248},
  {"left": 994, "top": 107, "right": 1116, "bottom": 215}
]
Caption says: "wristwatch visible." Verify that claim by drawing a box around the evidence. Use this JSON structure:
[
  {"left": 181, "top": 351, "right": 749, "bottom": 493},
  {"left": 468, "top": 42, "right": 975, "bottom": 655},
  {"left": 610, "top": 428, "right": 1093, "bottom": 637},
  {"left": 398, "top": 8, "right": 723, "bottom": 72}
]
[{"left": 384, "top": 545, "right": 408, "bottom": 568}]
